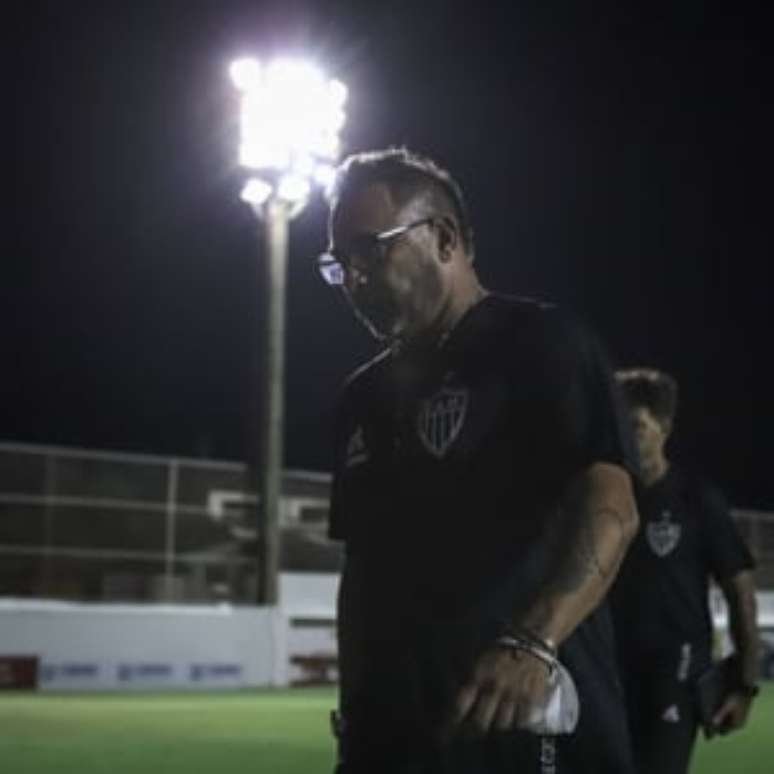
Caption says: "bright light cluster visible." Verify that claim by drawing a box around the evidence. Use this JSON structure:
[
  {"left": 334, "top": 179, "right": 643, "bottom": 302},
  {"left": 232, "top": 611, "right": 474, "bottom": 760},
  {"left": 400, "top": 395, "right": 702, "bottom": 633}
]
[{"left": 231, "top": 57, "right": 347, "bottom": 207}]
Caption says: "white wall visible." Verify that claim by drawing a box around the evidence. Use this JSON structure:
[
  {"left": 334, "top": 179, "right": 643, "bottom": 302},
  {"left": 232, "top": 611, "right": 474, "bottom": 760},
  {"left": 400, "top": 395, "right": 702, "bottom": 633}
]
[
  {"left": 280, "top": 572, "right": 339, "bottom": 684},
  {"left": 2, "top": 582, "right": 770, "bottom": 691},
  {"left": 280, "top": 572, "right": 338, "bottom": 619},
  {"left": 0, "top": 599, "right": 287, "bottom": 691},
  {"left": 0, "top": 572, "right": 340, "bottom": 691}
]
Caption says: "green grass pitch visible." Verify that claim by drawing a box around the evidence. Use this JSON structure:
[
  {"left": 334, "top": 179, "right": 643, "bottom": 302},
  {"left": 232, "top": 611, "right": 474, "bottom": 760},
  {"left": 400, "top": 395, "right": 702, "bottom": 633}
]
[{"left": 0, "top": 685, "right": 771, "bottom": 773}]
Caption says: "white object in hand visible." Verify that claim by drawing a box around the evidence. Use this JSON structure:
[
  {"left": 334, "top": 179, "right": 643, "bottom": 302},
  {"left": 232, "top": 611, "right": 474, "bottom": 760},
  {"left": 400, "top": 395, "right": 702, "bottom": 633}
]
[{"left": 522, "top": 661, "right": 579, "bottom": 735}]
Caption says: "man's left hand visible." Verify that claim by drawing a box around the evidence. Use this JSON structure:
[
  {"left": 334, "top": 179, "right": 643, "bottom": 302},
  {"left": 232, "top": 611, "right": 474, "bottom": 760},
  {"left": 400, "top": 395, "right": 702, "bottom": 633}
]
[{"left": 710, "top": 691, "right": 754, "bottom": 736}]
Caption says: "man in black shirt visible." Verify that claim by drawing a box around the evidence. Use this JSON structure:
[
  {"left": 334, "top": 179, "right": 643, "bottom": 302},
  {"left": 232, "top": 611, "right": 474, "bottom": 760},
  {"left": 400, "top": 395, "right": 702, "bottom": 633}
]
[
  {"left": 611, "top": 368, "right": 759, "bottom": 774},
  {"left": 318, "top": 148, "right": 640, "bottom": 773}
]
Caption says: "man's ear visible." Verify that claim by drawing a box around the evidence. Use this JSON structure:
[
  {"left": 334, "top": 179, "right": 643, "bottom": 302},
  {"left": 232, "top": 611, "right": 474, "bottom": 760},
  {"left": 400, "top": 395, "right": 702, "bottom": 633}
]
[{"left": 435, "top": 215, "right": 459, "bottom": 262}]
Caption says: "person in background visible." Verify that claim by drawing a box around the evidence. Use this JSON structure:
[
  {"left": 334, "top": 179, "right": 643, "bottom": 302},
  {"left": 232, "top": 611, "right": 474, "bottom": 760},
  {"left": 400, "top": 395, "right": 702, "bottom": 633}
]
[{"left": 611, "top": 367, "right": 759, "bottom": 774}]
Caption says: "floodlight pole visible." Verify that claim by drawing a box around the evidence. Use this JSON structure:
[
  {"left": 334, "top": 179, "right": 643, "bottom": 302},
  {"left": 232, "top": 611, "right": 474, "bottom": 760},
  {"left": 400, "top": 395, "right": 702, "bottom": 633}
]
[
  {"left": 231, "top": 57, "right": 347, "bottom": 607},
  {"left": 255, "top": 196, "right": 291, "bottom": 606}
]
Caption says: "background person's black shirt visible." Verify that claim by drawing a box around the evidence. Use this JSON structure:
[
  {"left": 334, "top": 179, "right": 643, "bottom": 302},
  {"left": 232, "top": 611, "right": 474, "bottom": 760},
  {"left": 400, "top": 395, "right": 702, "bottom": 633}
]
[
  {"left": 611, "top": 466, "right": 755, "bottom": 673},
  {"left": 329, "top": 295, "right": 637, "bottom": 771}
]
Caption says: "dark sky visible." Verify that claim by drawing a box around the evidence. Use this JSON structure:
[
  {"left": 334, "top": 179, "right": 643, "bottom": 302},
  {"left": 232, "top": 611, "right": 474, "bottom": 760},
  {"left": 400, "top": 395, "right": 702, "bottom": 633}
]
[{"left": 4, "top": 1, "right": 772, "bottom": 508}]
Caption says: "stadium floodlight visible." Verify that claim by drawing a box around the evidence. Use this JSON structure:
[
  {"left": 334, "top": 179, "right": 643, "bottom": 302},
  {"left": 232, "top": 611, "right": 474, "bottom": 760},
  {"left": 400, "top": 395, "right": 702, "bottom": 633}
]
[
  {"left": 230, "top": 56, "right": 347, "bottom": 606},
  {"left": 240, "top": 178, "right": 273, "bottom": 207},
  {"left": 276, "top": 173, "right": 311, "bottom": 204},
  {"left": 231, "top": 56, "right": 347, "bottom": 215}
]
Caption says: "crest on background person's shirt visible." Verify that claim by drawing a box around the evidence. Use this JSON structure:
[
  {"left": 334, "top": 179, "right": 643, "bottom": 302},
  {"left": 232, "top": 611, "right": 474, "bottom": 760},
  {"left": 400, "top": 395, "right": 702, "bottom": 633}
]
[
  {"left": 647, "top": 510, "right": 682, "bottom": 557},
  {"left": 416, "top": 383, "right": 469, "bottom": 458}
]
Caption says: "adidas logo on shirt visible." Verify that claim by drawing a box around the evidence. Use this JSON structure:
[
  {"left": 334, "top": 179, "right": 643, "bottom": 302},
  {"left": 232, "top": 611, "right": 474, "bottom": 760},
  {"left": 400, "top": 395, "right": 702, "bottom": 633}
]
[
  {"left": 345, "top": 425, "right": 369, "bottom": 468},
  {"left": 661, "top": 704, "right": 681, "bottom": 724}
]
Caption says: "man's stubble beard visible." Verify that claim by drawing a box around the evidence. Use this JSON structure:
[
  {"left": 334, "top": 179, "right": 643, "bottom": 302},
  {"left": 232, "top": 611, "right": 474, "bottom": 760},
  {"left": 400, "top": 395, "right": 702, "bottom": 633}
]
[{"left": 351, "top": 260, "right": 445, "bottom": 346}]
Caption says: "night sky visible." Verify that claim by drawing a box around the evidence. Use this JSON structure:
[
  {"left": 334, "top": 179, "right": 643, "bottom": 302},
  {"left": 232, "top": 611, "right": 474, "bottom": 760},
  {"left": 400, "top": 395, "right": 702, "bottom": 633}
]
[{"left": 5, "top": 1, "right": 772, "bottom": 508}]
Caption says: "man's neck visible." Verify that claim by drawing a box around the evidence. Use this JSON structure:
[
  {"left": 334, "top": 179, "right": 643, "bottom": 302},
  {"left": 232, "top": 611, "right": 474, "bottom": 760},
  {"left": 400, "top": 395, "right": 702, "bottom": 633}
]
[
  {"left": 393, "top": 282, "right": 489, "bottom": 355},
  {"left": 435, "top": 282, "right": 489, "bottom": 348}
]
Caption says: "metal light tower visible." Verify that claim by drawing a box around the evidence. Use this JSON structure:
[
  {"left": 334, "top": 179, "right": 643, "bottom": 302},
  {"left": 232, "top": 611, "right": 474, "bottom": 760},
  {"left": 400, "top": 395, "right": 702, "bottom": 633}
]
[{"left": 230, "top": 58, "right": 347, "bottom": 605}]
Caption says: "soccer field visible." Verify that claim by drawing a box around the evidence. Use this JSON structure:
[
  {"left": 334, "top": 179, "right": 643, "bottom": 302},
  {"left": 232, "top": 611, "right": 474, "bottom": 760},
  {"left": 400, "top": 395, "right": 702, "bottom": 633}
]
[{"left": 0, "top": 685, "right": 771, "bottom": 773}]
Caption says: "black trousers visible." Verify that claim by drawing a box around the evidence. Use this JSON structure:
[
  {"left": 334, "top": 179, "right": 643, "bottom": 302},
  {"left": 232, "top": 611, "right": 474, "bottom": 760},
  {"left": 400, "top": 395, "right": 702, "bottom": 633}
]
[
  {"left": 332, "top": 715, "right": 632, "bottom": 774},
  {"left": 334, "top": 732, "right": 563, "bottom": 774},
  {"left": 622, "top": 668, "right": 699, "bottom": 774}
]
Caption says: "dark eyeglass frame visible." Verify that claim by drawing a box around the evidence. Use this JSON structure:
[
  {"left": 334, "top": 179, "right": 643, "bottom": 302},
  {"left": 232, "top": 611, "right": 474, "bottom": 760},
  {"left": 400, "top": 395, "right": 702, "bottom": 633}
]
[{"left": 316, "top": 217, "right": 435, "bottom": 286}]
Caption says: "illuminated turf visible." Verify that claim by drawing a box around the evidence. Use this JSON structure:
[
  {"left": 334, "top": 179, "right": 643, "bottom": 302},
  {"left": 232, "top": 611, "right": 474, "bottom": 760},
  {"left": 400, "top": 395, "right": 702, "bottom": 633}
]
[{"left": 0, "top": 685, "right": 770, "bottom": 773}]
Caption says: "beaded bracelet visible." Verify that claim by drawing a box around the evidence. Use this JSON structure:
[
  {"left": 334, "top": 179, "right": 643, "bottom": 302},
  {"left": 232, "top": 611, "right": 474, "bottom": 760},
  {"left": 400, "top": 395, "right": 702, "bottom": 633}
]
[{"left": 495, "top": 633, "right": 559, "bottom": 678}]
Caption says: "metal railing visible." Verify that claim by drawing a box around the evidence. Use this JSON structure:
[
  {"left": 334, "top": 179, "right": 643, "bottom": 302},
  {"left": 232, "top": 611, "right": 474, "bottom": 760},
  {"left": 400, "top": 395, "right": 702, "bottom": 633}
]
[
  {"left": 0, "top": 442, "right": 335, "bottom": 604},
  {"left": 1, "top": 441, "right": 771, "bottom": 602}
]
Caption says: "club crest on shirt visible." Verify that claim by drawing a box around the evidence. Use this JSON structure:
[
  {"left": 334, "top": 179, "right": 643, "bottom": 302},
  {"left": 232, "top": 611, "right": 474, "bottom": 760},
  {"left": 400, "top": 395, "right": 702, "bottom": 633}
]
[
  {"left": 416, "top": 384, "right": 469, "bottom": 458},
  {"left": 661, "top": 704, "right": 681, "bottom": 723},
  {"left": 646, "top": 509, "right": 682, "bottom": 557}
]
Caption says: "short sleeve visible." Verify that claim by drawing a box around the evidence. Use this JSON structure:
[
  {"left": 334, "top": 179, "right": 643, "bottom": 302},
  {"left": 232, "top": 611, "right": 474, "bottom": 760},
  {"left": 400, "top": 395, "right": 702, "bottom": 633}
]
[
  {"left": 698, "top": 481, "right": 755, "bottom": 582},
  {"left": 539, "top": 313, "right": 638, "bottom": 482}
]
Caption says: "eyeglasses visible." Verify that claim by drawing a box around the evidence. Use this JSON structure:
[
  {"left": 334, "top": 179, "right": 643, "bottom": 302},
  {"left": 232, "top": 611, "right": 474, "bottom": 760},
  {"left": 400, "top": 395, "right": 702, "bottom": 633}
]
[{"left": 316, "top": 217, "right": 434, "bottom": 286}]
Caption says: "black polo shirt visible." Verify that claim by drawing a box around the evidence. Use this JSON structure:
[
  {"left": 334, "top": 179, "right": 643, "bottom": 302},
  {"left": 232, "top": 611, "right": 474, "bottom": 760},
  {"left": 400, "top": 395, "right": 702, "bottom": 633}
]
[
  {"left": 329, "top": 294, "right": 636, "bottom": 771},
  {"left": 611, "top": 466, "right": 755, "bottom": 672}
]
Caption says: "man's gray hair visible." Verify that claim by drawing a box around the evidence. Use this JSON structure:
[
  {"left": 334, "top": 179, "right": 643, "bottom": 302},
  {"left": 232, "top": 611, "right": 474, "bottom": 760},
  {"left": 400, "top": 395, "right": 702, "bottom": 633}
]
[{"left": 327, "top": 147, "right": 474, "bottom": 254}]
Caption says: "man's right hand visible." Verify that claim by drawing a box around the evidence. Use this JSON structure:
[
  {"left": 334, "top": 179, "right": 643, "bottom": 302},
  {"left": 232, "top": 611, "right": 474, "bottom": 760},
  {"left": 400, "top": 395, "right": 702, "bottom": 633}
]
[{"left": 440, "top": 644, "right": 552, "bottom": 741}]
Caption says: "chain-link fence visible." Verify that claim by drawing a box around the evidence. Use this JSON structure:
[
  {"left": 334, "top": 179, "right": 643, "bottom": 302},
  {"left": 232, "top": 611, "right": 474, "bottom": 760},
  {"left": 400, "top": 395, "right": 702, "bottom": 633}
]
[
  {"left": 1, "top": 442, "right": 771, "bottom": 604},
  {"left": 732, "top": 509, "right": 774, "bottom": 588},
  {"left": 0, "top": 443, "right": 340, "bottom": 604}
]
